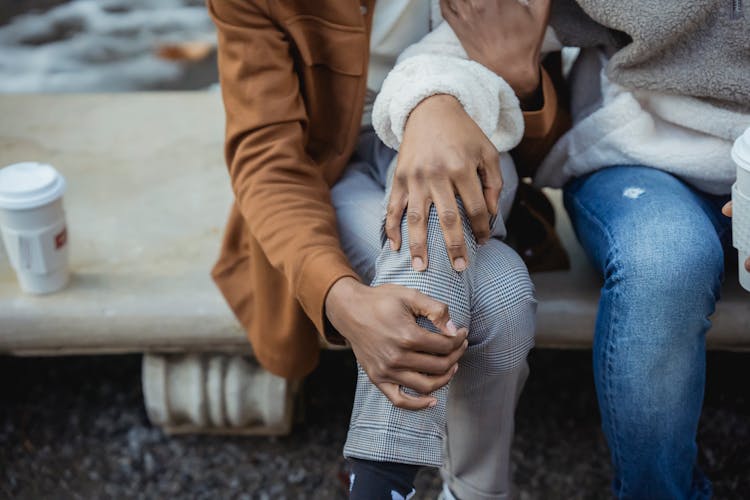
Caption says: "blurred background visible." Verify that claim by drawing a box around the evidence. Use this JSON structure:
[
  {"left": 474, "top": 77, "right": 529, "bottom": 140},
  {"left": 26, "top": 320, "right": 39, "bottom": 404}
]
[
  {"left": 0, "top": 0, "right": 217, "bottom": 92},
  {"left": 0, "top": 1, "right": 748, "bottom": 499}
]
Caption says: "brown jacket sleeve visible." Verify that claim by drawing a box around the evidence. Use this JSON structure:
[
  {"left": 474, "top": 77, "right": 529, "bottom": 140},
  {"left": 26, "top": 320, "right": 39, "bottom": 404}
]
[
  {"left": 208, "top": 0, "right": 359, "bottom": 335},
  {"left": 514, "top": 62, "right": 572, "bottom": 178}
]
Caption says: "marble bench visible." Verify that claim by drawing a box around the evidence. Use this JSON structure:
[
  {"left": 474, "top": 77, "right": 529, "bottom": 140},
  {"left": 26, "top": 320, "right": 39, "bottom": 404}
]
[{"left": 1, "top": 93, "right": 747, "bottom": 435}]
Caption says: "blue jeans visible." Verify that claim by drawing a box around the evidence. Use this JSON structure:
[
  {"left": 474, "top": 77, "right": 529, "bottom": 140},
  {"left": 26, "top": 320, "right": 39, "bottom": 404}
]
[{"left": 563, "top": 166, "right": 732, "bottom": 499}]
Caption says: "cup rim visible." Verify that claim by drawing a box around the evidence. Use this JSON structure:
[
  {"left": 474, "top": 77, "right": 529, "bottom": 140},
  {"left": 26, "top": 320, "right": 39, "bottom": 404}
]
[{"left": 0, "top": 162, "right": 66, "bottom": 210}]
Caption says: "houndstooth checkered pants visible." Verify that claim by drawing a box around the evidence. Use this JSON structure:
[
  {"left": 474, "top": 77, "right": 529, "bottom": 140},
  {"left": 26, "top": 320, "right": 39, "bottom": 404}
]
[{"left": 332, "top": 129, "right": 536, "bottom": 499}]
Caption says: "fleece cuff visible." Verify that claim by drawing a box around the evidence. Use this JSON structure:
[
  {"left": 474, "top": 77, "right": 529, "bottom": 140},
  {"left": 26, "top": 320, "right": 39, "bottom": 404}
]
[{"left": 372, "top": 53, "right": 524, "bottom": 153}]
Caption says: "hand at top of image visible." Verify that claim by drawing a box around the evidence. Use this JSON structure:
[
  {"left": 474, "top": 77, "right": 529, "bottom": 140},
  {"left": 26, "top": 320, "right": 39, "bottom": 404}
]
[{"left": 441, "top": 0, "right": 551, "bottom": 102}]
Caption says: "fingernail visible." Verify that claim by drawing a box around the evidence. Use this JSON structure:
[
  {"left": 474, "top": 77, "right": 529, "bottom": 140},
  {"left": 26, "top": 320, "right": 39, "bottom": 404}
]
[
  {"left": 413, "top": 257, "right": 425, "bottom": 271},
  {"left": 452, "top": 364, "right": 459, "bottom": 375},
  {"left": 428, "top": 399, "right": 437, "bottom": 408},
  {"left": 463, "top": 339, "right": 468, "bottom": 349},
  {"left": 389, "top": 239, "right": 396, "bottom": 251},
  {"left": 446, "top": 320, "right": 458, "bottom": 336},
  {"left": 478, "top": 237, "right": 489, "bottom": 245},
  {"left": 454, "top": 257, "right": 466, "bottom": 271}
]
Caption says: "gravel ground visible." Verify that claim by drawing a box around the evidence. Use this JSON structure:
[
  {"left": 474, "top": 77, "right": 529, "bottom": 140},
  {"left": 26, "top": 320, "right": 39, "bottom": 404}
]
[{"left": 1, "top": 349, "right": 748, "bottom": 499}]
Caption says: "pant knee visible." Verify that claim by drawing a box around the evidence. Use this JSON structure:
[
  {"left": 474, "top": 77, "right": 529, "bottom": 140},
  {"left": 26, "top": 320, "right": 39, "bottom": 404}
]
[
  {"left": 603, "top": 229, "right": 723, "bottom": 346},
  {"left": 372, "top": 203, "right": 475, "bottom": 327},
  {"left": 465, "top": 241, "right": 536, "bottom": 372},
  {"left": 469, "top": 294, "right": 535, "bottom": 373}
]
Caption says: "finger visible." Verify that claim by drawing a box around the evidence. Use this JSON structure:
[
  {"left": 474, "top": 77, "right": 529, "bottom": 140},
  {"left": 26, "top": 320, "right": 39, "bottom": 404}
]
[
  {"left": 456, "top": 172, "right": 491, "bottom": 245},
  {"left": 395, "top": 346, "right": 467, "bottom": 375},
  {"left": 402, "top": 289, "right": 456, "bottom": 336},
  {"left": 404, "top": 325, "right": 469, "bottom": 357},
  {"left": 406, "top": 187, "right": 430, "bottom": 271},
  {"left": 432, "top": 183, "right": 468, "bottom": 271},
  {"left": 478, "top": 149, "right": 503, "bottom": 217},
  {"left": 722, "top": 201, "right": 733, "bottom": 217},
  {"left": 385, "top": 184, "right": 408, "bottom": 251},
  {"left": 745, "top": 257, "right": 750, "bottom": 273},
  {"left": 379, "top": 382, "right": 436, "bottom": 411},
  {"left": 391, "top": 365, "right": 458, "bottom": 396}
]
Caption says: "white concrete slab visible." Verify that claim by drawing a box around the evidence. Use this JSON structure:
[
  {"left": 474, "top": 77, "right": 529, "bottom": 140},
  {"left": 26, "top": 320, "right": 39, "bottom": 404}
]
[
  {"left": 0, "top": 93, "right": 248, "bottom": 355},
  {"left": 0, "top": 94, "right": 747, "bottom": 356}
]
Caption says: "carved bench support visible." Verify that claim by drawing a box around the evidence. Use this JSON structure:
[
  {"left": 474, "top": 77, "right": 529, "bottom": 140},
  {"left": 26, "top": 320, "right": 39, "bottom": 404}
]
[{"left": 142, "top": 353, "right": 296, "bottom": 435}]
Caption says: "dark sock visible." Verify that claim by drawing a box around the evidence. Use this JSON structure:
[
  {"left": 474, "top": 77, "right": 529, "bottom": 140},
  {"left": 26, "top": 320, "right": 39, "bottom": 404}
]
[{"left": 348, "top": 458, "right": 420, "bottom": 499}]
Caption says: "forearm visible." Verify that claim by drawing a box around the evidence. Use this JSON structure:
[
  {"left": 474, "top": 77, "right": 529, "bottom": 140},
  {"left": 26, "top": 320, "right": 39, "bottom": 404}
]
[
  {"left": 211, "top": 0, "right": 359, "bottom": 334},
  {"left": 225, "top": 119, "right": 360, "bottom": 335}
]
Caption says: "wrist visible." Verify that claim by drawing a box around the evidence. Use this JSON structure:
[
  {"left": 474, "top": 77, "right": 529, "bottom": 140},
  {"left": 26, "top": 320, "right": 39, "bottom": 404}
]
[
  {"left": 512, "top": 65, "right": 542, "bottom": 102},
  {"left": 519, "top": 79, "right": 544, "bottom": 111},
  {"left": 325, "top": 276, "right": 362, "bottom": 338},
  {"left": 411, "top": 93, "right": 462, "bottom": 117},
  {"left": 406, "top": 93, "right": 463, "bottom": 136}
]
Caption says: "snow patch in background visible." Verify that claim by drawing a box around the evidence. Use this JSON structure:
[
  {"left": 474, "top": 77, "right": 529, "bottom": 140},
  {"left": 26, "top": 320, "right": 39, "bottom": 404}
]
[{"left": 0, "top": 0, "right": 216, "bottom": 92}]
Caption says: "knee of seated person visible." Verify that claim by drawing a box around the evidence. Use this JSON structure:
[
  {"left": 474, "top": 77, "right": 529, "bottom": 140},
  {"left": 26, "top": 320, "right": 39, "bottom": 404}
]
[
  {"left": 611, "top": 223, "right": 724, "bottom": 302},
  {"left": 372, "top": 203, "right": 475, "bottom": 323},
  {"left": 467, "top": 240, "right": 536, "bottom": 373},
  {"left": 399, "top": 201, "right": 478, "bottom": 274}
]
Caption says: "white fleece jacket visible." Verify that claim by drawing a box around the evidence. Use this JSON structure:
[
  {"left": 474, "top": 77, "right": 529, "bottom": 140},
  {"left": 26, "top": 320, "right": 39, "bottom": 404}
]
[
  {"left": 372, "top": 20, "right": 526, "bottom": 154},
  {"left": 535, "top": 48, "right": 750, "bottom": 194},
  {"left": 373, "top": 2, "right": 750, "bottom": 195}
]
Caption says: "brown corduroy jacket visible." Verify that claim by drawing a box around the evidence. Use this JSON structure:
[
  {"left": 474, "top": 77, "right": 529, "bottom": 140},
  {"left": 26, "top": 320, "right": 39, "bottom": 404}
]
[{"left": 208, "top": 0, "right": 563, "bottom": 380}]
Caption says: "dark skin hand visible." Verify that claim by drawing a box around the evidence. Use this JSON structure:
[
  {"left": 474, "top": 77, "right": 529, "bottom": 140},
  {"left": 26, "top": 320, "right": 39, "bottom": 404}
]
[
  {"left": 386, "top": 94, "right": 502, "bottom": 273},
  {"left": 440, "top": 0, "right": 551, "bottom": 102},
  {"left": 326, "top": 277, "right": 468, "bottom": 410},
  {"left": 722, "top": 201, "right": 750, "bottom": 271}
]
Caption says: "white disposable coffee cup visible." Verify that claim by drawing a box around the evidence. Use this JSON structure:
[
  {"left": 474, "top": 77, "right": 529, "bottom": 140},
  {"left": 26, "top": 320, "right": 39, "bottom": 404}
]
[
  {"left": 0, "top": 162, "right": 70, "bottom": 294},
  {"left": 731, "top": 127, "right": 750, "bottom": 292}
]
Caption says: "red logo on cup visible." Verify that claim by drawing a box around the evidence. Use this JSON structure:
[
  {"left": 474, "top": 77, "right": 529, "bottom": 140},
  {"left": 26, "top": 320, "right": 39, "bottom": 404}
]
[{"left": 55, "top": 227, "right": 67, "bottom": 249}]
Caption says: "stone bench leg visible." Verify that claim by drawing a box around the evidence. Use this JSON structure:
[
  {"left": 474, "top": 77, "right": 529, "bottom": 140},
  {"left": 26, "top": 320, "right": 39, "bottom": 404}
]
[{"left": 142, "top": 353, "right": 297, "bottom": 435}]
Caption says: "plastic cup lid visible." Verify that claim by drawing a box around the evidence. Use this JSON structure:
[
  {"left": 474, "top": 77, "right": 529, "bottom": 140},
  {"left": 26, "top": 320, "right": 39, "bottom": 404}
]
[
  {"left": 732, "top": 127, "right": 750, "bottom": 172},
  {"left": 0, "top": 162, "right": 66, "bottom": 210}
]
